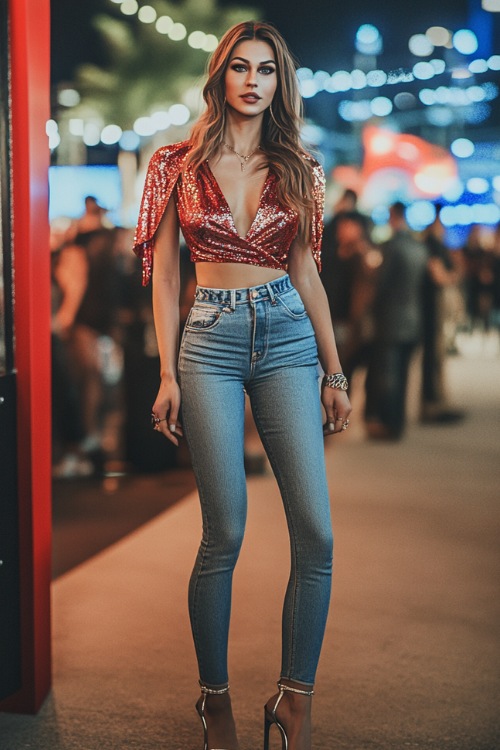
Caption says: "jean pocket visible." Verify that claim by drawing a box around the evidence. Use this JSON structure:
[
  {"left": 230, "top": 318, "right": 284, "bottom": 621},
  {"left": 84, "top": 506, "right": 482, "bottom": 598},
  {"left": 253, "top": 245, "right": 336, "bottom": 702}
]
[
  {"left": 185, "top": 304, "right": 224, "bottom": 331},
  {"left": 276, "top": 290, "right": 308, "bottom": 319}
]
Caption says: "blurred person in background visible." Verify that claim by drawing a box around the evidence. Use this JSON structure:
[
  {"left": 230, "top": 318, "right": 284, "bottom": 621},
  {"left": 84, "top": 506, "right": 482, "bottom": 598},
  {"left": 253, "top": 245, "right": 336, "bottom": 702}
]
[
  {"left": 332, "top": 187, "right": 358, "bottom": 216},
  {"left": 462, "top": 223, "right": 496, "bottom": 333},
  {"left": 491, "top": 222, "right": 500, "bottom": 332},
  {"left": 133, "top": 21, "right": 351, "bottom": 750},
  {"left": 421, "top": 205, "right": 465, "bottom": 424},
  {"left": 51, "top": 228, "right": 90, "bottom": 477},
  {"left": 365, "top": 201, "right": 428, "bottom": 440},
  {"left": 67, "top": 223, "right": 121, "bottom": 472},
  {"left": 70, "top": 194, "right": 110, "bottom": 237},
  {"left": 320, "top": 210, "right": 381, "bottom": 386}
]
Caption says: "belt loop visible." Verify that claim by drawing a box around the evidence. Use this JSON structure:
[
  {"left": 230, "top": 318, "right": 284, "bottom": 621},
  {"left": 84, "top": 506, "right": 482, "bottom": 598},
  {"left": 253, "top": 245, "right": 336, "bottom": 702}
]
[
  {"left": 230, "top": 289, "right": 236, "bottom": 311},
  {"left": 265, "top": 282, "right": 277, "bottom": 305}
]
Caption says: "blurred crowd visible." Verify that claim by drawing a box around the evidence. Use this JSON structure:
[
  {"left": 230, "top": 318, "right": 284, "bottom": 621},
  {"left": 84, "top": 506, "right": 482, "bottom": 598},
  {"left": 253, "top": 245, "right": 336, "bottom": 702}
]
[
  {"left": 321, "top": 190, "right": 500, "bottom": 440},
  {"left": 50, "top": 192, "right": 500, "bottom": 478}
]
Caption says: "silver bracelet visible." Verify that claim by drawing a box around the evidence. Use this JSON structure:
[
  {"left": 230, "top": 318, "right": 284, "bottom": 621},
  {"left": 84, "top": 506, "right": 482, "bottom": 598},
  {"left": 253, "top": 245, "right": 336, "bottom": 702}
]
[{"left": 323, "top": 372, "right": 349, "bottom": 391}]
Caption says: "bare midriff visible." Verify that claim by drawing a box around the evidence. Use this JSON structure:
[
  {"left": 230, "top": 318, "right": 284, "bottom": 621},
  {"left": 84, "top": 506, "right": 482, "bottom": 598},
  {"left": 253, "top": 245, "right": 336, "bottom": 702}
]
[{"left": 194, "top": 261, "right": 287, "bottom": 290}]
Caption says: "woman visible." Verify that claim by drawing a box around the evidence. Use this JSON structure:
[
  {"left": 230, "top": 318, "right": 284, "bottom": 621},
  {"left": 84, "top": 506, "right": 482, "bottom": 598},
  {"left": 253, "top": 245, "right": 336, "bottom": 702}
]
[{"left": 133, "top": 21, "right": 351, "bottom": 750}]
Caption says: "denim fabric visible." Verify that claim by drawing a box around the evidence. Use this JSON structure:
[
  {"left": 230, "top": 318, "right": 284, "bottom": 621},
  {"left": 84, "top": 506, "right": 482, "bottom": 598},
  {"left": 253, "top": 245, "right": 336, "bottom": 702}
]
[{"left": 178, "top": 274, "right": 333, "bottom": 686}]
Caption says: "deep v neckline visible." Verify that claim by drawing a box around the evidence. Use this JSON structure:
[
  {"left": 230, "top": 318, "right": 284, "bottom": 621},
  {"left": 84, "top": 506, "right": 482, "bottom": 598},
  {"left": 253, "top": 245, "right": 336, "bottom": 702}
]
[{"left": 205, "top": 160, "right": 272, "bottom": 241}]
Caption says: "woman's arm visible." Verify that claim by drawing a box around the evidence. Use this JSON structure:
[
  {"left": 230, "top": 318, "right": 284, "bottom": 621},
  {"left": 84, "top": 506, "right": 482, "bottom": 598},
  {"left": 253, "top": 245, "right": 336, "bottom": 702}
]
[
  {"left": 150, "top": 193, "right": 183, "bottom": 445},
  {"left": 288, "top": 239, "right": 352, "bottom": 435}
]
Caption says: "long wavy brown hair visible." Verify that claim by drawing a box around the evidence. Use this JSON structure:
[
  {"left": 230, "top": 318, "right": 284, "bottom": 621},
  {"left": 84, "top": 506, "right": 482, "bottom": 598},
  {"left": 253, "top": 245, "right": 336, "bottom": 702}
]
[{"left": 186, "top": 21, "right": 316, "bottom": 245}]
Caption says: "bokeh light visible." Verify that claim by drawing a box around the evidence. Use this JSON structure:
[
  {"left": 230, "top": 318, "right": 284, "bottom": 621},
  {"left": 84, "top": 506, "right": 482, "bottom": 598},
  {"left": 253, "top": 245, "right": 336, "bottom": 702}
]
[
  {"left": 430, "top": 59, "right": 446, "bottom": 74},
  {"left": 350, "top": 69, "right": 367, "bottom": 89},
  {"left": 450, "top": 138, "right": 475, "bottom": 157},
  {"left": 169, "top": 22, "right": 187, "bottom": 41},
  {"left": 482, "top": 0, "right": 500, "bottom": 9},
  {"left": 169, "top": 103, "right": 190, "bottom": 125},
  {"left": 355, "top": 24, "right": 383, "bottom": 55},
  {"left": 83, "top": 123, "right": 100, "bottom": 147},
  {"left": 426, "top": 26, "right": 451, "bottom": 46},
  {"left": 133, "top": 117, "right": 156, "bottom": 137},
  {"left": 413, "top": 62, "right": 435, "bottom": 80},
  {"left": 58, "top": 88, "right": 80, "bottom": 107},
  {"left": 300, "top": 79, "right": 319, "bottom": 98},
  {"left": 120, "top": 0, "right": 138, "bottom": 16},
  {"left": 406, "top": 200, "right": 436, "bottom": 230},
  {"left": 100, "top": 124, "right": 122, "bottom": 144},
  {"left": 46, "top": 119, "right": 58, "bottom": 136},
  {"left": 137, "top": 5, "right": 156, "bottom": 23},
  {"left": 203, "top": 34, "right": 219, "bottom": 52},
  {"left": 469, "top": 59, "right": 488, "bottom": 73},
  {"left": 366, "top": 70, "right": 387, "bottom": 87},
  {"left": 330, "top": 71, "right": 352, "bottom": 92},
  {"left": 409, "top": 34, "right": 434, "bottom": 56},
  {"left": 156, "top": 15, "right": 173, "bottom": 34},
  {"left": 188, "top": 30, "right": 206, "bottom": 49},
  {"left": 370, "top": 96, "right": 393, "bottom": 117},
  {"left": 453, "top": 29, "right": 478, "bottom": 55},
  {"left": 467, "top": 177, "right": 489, "bottom": 194}
]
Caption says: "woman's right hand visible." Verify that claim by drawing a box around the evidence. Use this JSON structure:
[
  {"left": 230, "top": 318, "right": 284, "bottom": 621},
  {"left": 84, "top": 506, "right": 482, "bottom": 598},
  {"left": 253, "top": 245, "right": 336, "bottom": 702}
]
[{"left": 151, "top": 375, "right": 183, "bottom": 446}]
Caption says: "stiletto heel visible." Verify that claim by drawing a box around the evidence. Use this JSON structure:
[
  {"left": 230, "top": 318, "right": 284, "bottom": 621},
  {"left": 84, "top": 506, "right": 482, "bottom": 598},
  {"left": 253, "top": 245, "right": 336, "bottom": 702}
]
[
  {"left": 263, "top": 682, "right": 314, "bottom": 750},
  {"left": 196, "top": 682, "right": 233, "bottom": 750}
]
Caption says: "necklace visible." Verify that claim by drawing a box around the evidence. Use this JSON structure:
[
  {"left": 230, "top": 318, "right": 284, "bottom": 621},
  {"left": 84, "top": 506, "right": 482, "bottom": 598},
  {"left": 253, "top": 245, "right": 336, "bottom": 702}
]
[{"left": 223, "top": 142, "right": 260, "bottom": 172}]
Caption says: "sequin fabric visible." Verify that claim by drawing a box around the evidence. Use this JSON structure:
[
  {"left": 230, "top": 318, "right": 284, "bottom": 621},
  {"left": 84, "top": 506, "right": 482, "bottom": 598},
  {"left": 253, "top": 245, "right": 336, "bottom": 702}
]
[{"left": 133, "top": 140, "right": 325, "bottom": 286}]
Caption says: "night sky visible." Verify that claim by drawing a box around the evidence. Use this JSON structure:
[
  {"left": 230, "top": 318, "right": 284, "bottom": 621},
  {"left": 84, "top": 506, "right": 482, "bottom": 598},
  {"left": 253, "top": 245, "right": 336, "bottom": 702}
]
[
  {"left": 51, "top": 0, "right": 499, "bottom": 83},
  {"left": 50, "top": 0, "right": 500, "bottom": 141}
]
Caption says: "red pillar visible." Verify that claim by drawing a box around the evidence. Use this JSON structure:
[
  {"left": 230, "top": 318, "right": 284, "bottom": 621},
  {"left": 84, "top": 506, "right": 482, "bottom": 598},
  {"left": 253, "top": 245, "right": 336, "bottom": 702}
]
[{"left": 0, "top": 0, "right": 52, "bottom": 714}]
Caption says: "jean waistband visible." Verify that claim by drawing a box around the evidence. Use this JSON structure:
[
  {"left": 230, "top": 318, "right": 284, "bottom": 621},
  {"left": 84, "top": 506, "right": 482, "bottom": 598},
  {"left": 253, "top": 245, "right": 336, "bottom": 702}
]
[{"left": 194, "top": 274, "right": 293, "bottom": 306}]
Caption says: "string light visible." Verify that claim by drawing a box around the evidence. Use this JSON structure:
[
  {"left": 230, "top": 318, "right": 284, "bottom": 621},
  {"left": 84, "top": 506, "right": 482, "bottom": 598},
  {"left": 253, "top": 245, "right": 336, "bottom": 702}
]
[
  {"left": 111, "top": 0, "right": 218, "bottom": 51},
  {"left": 120, "top": 0, "right": 138, "bottom": 16},
  {"left": 137, "top": 5, "right": 156, "bottom": 23}
]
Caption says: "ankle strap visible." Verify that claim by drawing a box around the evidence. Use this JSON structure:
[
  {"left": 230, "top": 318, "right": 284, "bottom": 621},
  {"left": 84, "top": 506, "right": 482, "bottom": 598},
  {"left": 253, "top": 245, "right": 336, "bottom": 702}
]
[
  {"left": 199, "top": 682, "right": 230, "bottom": 695},
  {"left": 277, "top": 682, "right": 314, "bottom": 697}
]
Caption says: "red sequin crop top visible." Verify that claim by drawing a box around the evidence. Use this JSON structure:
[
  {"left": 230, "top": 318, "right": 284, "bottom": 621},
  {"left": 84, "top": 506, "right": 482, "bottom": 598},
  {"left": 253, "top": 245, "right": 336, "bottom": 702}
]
[{"left": 133, "top": 140, "right": 325, "bottom": 285}]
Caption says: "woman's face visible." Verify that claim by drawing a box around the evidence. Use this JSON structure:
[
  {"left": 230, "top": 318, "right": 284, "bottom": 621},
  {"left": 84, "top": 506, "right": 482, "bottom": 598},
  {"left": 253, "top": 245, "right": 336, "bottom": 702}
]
[{"left": 224, "top": 38, "right": 278, "bottom": 118}]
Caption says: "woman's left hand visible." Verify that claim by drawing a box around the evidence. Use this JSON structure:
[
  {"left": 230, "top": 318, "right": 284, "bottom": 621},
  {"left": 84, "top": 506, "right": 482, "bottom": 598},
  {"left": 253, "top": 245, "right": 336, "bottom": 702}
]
[{"left": 322, "top": 387, "right": 352, "bottom": 436}]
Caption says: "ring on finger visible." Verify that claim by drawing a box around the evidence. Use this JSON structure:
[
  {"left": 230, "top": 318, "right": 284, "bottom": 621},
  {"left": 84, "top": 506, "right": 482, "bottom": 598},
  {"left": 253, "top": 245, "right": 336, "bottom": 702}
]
[{"left": 151, "top": 413, "right": 167, "bottom": 429}]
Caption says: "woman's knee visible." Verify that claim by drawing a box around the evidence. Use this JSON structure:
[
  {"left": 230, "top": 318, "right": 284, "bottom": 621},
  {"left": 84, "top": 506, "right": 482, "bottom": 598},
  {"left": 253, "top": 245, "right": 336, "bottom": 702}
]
[
  {"left": 206, "top": 518, "right": 246, "bottom": 562},
  {"left": 298, "top": 525, "right": 333, "bottom": 569}
]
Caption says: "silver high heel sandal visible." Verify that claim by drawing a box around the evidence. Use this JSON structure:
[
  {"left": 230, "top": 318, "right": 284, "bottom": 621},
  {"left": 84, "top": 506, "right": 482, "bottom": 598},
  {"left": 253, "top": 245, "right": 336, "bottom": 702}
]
[
  {"left": 263, "top": 682, "right": 314, "bottom": 750},
  {"left": 196, "top": 682, "right": 232, "bottom": 750}
]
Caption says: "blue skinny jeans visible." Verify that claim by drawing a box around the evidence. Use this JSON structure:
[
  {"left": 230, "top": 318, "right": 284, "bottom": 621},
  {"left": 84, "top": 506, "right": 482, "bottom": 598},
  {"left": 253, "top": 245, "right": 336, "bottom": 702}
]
[{"left": 178, "top": 274, "right": 333, "bottom": 687}]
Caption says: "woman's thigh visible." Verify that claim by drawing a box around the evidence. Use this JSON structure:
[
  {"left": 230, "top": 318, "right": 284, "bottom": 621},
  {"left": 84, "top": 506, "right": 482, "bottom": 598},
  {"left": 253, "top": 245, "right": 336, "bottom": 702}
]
[
  {"left": 248, "top": 365, "right": 332, "bottom": 545},
  {"left": 179, "top": 310, "right": 249, "bottom": 536}
]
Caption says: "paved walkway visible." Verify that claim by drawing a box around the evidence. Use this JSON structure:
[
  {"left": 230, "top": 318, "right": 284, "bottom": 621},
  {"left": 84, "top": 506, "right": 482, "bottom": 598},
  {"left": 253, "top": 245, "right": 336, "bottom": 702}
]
[{"left": 1, "top": 336, "right": 499, "bottom": 749}]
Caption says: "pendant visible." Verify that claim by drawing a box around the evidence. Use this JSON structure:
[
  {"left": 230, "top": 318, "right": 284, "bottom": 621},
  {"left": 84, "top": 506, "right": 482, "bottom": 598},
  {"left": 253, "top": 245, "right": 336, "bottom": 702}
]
[{"left": 240, "top": 162, "right": 245, "bottom": 172}]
